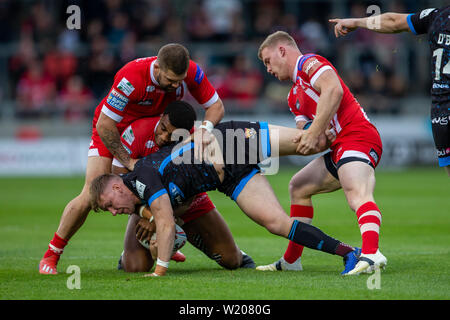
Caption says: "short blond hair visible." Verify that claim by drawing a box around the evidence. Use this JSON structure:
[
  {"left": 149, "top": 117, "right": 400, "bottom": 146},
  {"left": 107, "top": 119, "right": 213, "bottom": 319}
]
[
  {"left": 258, "top": 31, "right": 298, "bottom": 60},
  {"left": 89, "top": 173, "right": 118, "bottom": 212}
]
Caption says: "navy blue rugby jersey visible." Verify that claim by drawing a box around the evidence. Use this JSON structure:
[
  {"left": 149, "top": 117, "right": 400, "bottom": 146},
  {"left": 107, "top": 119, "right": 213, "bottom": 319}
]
[
  {"left": 121, "top": 141, "right": 220, "bottom": 209},
  {"left": 407, "top": 6, "right": 450, "bottom": 106}
]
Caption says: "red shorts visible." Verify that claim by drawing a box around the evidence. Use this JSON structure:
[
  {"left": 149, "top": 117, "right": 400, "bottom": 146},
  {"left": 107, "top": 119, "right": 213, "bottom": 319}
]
[
  {"left": 88, "top": 107, "right": 141, "bottom": 158},
  {"left": 88, "top": 130, "right": 116, "bottom": 158},
  {"left": 328, "top": 122, "right": 383, "bottom": 174},
  {"left": 180, "top": 193, "right": 216, "bottom": 224}
]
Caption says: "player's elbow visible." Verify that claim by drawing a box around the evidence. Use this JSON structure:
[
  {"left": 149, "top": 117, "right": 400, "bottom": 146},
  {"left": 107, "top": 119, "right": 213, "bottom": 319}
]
[{"left": 329, "top": 83, "right": 343, "bottom": 103}]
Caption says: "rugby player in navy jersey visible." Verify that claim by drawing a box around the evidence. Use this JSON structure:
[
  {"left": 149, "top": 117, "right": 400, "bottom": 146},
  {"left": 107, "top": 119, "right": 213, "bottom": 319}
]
[
  {"left": 330, "top": 6, "right": 450, "bottom": 176},
  {"left": 89, "top": 103, "right": 360, "bottom": 277}
]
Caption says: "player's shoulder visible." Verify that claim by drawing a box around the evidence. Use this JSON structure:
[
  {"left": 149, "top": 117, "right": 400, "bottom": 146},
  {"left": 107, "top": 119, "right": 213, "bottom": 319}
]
[
  {"left": 114, "top": 57, "right": 155, "bottom": 94},
  {"left": 299, "top": 54, "right": 331, "bottom": 77},
  {"left": 185, "top": 59, "right": 206, "bottom": 85}
]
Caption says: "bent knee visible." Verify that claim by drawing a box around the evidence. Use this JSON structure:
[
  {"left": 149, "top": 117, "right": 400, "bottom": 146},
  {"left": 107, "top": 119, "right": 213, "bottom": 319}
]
[
  {"left": 265, "top": 219, "right": 285, "bottom": 236},
  {"left": 289, "top": 179, "right": 317, "bottom": 201},
  {"left": 217, "top": 251, "right": 242, "bottom": 270},
  {"left": 122, "top": 252, "right": 153, "bottom": 272}
]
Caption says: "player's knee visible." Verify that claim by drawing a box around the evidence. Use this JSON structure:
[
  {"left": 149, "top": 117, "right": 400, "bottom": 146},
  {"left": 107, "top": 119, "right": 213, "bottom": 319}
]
[
  {"left": 289, "top": 179, "right": 314, "bottom": 201},
  {"left": 264, "top": 218, "right": 284, "bottom": 236},
  {"left": 122, "top": 253, "right": 153, "bottom": 272},
  {"left": 346, "top": 193, "right": 372, "bottom": 212},
  {"left": 219, "top": 252, "right": 241, "bottom": 270}
]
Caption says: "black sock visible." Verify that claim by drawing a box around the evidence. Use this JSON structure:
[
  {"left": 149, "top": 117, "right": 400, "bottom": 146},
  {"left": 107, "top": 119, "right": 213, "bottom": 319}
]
[{"left": 288, "top": 220, "right": 352, "bottom": 256}]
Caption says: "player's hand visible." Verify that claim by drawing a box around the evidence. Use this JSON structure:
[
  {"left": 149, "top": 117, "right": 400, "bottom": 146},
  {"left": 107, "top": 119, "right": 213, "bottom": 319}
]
[
  {"left": 329, "top": 18, "right": 358, "bottom": 38},
  {"left": 127, "top": 158, "right": 139, "bottom": 171},
  {"left": 324, "top": 128, "right": 336, "bottom": 146},
  {"left": 297, "top": 130, "right": 321, "bottom": 155},
  {"left": 135, "top": 218, "right": 156, "bottom": 242},
  {"left": 194, "top": 128, "right": 215, "bottom": 163}
]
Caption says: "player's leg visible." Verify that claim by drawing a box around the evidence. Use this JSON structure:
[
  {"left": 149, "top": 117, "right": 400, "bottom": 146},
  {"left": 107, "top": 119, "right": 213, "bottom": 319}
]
[
  {"left": 183, "top": 208, "right": 255, "bottom": 270},
  {"left": 39, "top": 156, "right": 112, "bottom": 274},
  {"left": 120, "top": 214, "right": 154, "bottom": 272},
  {"left": 234, "top": 173, "right": 356, "bottom": 265},
  {"left": 268, "top": 124, "right": 328, "bottom": 157},
  {"left": 257, "top": 154, "right": 341, "bottom": 271},
  {"left": 337, "top": 161, "right": 386, "bottom": 275},
  {"left": 430, "top": 105, "right": 450, "bottom": 176}
]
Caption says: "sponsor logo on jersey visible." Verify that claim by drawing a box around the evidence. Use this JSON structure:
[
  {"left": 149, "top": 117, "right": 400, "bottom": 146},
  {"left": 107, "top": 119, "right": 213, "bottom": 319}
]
[
  {"left": 244, "top": 128, "right": 257, "bottom": 139},
  {"left": 146, "top": 85, "right": 155, "bottom": 92},
  {"left": 106, "top": 89, "right": 129, "bottom": 111},
  {"left": 431, "top": 115, "right": 449, "bottom": 125},
  {"left": 136, "top": 180, "right": 146, "bottom": 199},
  {"left": 432, "top": 83, "right": 450, "bottom": 89},
  {"left": 121, "top": 127, "right": 135, "bottom": 145},
  {"left": 420, "top": 8, "right": 435, "bottom": 19},
  {"left": 169, "top": 182, "right": 185, "bottom": 206},
  {"left": 138, "top": 99, "right": 153, "bottom": 106},
  {"left": 437, "top": 147, "right": 450, "bottom": 157},
  {"left": 145, "top": 140, "right": 155, "bottom": 149},
  {"left": 305, "top": 59, "right": 319, "bottom": 74},
  {"left": 117, "top": 77, "right": 135, "bottom": 96},
  {"left": 194, "top": 65, "right": 204, "bottom": 84},
  {"left": 369, "top": 148, "right": 379, "bottom": 164}
]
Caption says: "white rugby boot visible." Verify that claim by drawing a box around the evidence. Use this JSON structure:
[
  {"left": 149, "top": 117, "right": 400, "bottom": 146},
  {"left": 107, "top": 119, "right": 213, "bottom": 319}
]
[
  {"left": 345, "top": 249, "right": 387, "bottom": 275},
  {"left": 256, "top": 256, "right": 303, "bottom": 271}
]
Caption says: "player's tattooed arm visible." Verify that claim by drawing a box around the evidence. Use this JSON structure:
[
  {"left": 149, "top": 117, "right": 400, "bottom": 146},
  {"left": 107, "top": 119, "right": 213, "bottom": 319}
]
[{"left": 97, "top": 112, "right": 138, "bottom": 171}]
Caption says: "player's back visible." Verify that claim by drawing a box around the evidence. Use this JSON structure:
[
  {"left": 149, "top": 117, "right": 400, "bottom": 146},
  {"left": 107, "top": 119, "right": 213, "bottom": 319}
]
[
  {"left": 409, "top": 6, "right": 450, "bottom": 105},
  {"left": 132, "top": 142, "right": 220, "bottom": 207},
  {"left": 428, "top": 6, "right": 450, "bottom": 105}
]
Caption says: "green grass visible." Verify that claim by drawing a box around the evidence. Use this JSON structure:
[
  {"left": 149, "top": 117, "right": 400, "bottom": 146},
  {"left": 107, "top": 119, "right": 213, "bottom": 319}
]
[{"left": 0, "top": 167, "right": 449, "bottom": 300}]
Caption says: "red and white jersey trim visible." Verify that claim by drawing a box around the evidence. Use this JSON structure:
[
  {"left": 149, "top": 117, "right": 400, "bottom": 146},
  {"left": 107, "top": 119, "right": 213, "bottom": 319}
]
[
  {"left": 101, "top": 104, "right": 123, "bottom": 122},
  {"left": 202, "top": 91, "right": 219, "bottom": 108},
  {"left": 310, "top": 65, "right": 333, "bottom": 87}
]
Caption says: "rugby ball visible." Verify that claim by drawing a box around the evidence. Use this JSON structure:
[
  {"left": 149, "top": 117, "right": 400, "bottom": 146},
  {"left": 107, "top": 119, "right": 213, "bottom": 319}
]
[{"left": 138, "top": 224, "right": 187, "bottom": 255}]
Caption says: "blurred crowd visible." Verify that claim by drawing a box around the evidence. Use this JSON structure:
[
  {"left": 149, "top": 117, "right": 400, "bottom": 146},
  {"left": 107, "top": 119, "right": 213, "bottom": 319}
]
[{"left": 0, "top": 0, "right": 435, "bottom": 121}]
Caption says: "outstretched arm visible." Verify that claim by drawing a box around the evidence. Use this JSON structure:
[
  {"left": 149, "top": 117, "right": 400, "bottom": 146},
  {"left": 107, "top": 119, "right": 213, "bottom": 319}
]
[
  {"left": 146, "top": 194, "right": 175, "bottom": 277},
  {"left": 329, "top": 13, "right": 410, "bottom": 37}
]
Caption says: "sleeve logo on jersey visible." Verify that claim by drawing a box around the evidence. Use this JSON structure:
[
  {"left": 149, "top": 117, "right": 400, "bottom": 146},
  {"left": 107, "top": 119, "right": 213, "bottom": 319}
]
[
  {"left": 121, "top": 126, "right": 135, "bottom": 145},
  {"left": 168, "top": 182, "right": 185, "bottom": 206},
  {"left": 106, "top": 89, "right": 129, "bottom": 111},
  {"left": 136, "top": 180, "right": 146, "bottom": 199},
  {"left": 194, "top": 65, "right": 204, "bottom": 84},
  {"left": 420, "top": 8, "right": 435, "bottom": 19},
  {"left": 117, "top": 77, "right": 135, "bottom": 96},
  {"left": 305, "top": 59, "right": 319, "bottom": 74}
]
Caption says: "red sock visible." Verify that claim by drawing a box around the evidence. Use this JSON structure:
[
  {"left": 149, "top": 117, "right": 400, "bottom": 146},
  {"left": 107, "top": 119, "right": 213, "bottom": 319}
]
[
  {"left": 283, "top": 205, "right": 313, "bottom": 263},
  {"left": 356, "top": 202, "right": 382, "bottom": 254},
  {"left": 43, "top": 233, "right": 68, "bottom": 258}
]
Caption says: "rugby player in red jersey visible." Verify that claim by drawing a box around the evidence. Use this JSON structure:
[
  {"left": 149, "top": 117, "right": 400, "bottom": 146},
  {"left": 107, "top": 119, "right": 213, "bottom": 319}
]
[
  {"left": 39, "top": 43, "right": 225, "bottom": 275},
  {"left": 113, "top": 101, "right": 255, "bottom": 272},
  {"left": 256, "top": 31, "right": 386, "bottom": 275},
  {"left": 329, "top": 6, "right": 450, "bottom": 175}
]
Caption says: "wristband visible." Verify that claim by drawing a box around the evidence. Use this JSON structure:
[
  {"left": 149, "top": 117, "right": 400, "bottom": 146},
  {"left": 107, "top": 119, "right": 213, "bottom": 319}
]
[
  {"left": 138, "top": 205, "right": 145, "bottom": 218},
  {"left": 199, "top": 120, "right": 214, "bottom": 133}
]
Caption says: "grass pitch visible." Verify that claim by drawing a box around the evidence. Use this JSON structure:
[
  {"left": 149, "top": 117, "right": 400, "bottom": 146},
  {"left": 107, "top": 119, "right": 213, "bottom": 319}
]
[{"left": 0, "top": 167, "right": 449, "bottom": 300}]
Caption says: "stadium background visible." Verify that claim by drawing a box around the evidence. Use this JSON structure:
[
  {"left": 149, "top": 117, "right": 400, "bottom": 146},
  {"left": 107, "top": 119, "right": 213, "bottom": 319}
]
[{"left": 0, "top": 0, "right": 447, "bottom": 175}]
